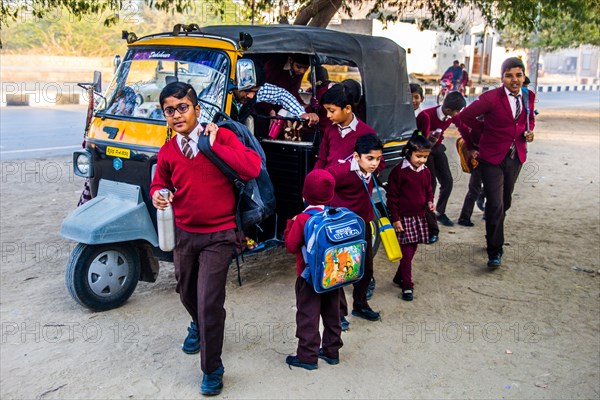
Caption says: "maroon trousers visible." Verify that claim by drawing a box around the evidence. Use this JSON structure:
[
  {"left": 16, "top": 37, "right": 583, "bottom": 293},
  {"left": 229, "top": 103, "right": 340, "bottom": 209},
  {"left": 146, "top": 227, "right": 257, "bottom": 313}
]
[
  {"left": 295, "top": 278, "right": 343, "bottom": 364},
  {"left": 173, "top": 227, "right": 236, "bottom": 374},
  {"left": 340, "top": 222, "right": 374, "bottom": 315},
  {"left": 479, "top": 154, "right": 522, "bottom": 257},
  {"left": 394, "top": 243, "right": 418, "bottom": 290}
]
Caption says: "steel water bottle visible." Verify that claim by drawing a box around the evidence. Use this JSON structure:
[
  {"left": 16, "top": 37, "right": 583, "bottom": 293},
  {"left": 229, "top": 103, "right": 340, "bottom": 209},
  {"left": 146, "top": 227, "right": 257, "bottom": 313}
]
[{"left": 157, "top": 188, "right": 176, "bottom": 251}]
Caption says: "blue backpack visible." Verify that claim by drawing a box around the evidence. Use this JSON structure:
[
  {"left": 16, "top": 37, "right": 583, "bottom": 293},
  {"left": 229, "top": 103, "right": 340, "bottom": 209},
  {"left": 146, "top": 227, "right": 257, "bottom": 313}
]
[{"left": 301, "top": 207, "right": 366, "bottom": 293}]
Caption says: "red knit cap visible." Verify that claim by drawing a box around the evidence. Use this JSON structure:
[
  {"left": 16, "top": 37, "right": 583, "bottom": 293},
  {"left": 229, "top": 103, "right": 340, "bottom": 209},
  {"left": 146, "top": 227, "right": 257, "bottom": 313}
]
[{"left": 302, "top": 169, "right": 336, "bottom": 206}]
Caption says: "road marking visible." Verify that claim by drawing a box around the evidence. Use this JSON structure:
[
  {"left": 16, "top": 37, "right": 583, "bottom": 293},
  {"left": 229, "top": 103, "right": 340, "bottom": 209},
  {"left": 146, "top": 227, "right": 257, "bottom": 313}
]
[{"left": 0, "top": 145, "right": 81, "bottom": 154}]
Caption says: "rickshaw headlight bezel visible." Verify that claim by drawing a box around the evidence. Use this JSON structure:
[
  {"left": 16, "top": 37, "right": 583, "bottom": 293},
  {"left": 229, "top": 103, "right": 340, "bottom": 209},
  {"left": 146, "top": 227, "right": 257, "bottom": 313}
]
[{"left": 73, "top": 150, "right": 93, "bottom": 178}]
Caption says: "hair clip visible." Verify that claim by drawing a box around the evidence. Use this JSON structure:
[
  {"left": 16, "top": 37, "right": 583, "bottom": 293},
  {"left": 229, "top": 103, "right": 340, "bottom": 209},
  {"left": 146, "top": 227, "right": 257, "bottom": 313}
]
[{"left": 417, "top": 131, "right": 423, "bottom": 136}]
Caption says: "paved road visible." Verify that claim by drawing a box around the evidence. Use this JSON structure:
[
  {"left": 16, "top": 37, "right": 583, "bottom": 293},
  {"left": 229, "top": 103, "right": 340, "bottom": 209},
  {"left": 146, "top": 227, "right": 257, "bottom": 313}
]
[
  {"left": 0, "top": 105, "right": 88, "bottom": 161},
  {"left": 0, "top": 91, "right": 598, "bottom": 161}
]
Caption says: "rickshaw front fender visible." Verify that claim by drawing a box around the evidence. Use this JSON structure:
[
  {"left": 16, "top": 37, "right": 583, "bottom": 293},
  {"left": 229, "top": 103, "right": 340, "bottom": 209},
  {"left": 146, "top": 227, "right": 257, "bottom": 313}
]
[{"left": 61, "top": 179, "right": 158, "bottom": 247}]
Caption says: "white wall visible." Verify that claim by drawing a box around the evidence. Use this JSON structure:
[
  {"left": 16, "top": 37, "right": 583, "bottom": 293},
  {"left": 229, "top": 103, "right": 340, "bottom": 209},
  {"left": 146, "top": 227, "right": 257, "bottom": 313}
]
[{"left": 371, "top": 20, "right": 440, "bottom": 74}]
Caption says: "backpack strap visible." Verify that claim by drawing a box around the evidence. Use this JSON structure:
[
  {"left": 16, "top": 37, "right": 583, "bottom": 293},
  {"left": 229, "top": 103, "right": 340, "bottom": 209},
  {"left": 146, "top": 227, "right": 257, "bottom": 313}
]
[
  {"left": 360, "top": 176, "right": 392, "bottom": 222},
  {"left": 197, "top": 133, "right": 246, "bottom": 189}
]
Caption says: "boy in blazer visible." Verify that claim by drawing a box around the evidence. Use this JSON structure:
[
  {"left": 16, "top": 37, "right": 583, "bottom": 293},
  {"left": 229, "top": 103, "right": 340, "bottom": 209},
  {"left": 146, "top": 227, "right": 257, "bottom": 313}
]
[{"left": 458, "top": 57, "right": 535, "bottom": 268}]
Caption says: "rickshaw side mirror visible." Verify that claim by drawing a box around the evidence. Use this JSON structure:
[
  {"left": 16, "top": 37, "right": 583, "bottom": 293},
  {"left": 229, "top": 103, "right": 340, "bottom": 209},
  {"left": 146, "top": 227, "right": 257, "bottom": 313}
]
[
  {"left": 93, "top": 71, "right": 102, "bottom": 94},
  {"left": 236, "top": 59, "right": 257, "bottom": 91}
]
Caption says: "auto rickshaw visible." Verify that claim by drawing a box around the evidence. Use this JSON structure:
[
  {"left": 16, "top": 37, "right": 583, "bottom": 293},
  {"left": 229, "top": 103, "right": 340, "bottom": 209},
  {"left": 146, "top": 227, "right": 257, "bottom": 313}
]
[{"left": 60, "top": 24, "right": 416, "bottom": 311}]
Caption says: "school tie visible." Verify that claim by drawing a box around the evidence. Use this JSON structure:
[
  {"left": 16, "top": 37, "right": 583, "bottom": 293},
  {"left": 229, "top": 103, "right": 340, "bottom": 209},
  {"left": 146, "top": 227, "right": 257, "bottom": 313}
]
[
  {"left": 511, "top": 93, "right": 521, "bottom": 121},
  {"left": 181, "top": 136, "right": 194, "bottom": 159},
  {"left": 338, "top": 125, "right": 352, "bottom": 137}
]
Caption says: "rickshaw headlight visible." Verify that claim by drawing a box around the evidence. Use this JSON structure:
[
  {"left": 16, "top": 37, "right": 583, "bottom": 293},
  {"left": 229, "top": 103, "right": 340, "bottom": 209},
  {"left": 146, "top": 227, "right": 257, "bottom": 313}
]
[{"left": 73, "top": 151, "right": 93, "bottom": 178}]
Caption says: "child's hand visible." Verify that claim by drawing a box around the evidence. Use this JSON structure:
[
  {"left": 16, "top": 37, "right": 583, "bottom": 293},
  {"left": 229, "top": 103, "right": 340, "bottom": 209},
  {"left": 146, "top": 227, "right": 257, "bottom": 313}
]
[
  {"left": 202, "top": 123, "right": 219, "bottom": 146},
  {"left": 393, "top": 220, "right": 404, "bottom": 232},
  {"left": 524, "top": 130, "right": 534, "bottom": 142},
  {"left": 428, "top": 201, "right": 435, "bottom": 212},
  {"left": 152, "top": 190, "right": 173, "bottom": 210}
]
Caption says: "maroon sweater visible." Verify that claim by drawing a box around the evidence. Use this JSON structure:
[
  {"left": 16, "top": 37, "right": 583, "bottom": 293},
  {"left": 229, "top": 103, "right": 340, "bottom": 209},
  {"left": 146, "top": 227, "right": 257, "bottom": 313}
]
[
  {"left": 415, "top": 110, "right": 430, "bottom": 135},
  {"left": 421, "top": 106, "right": 469, "bottom": 147},
  {"left": 386, "top": 161, "right": 434, "bottom": 221},
  {"left": 150, "top": 128, "right": 261, "bottom": 233},
  {"left": 284, "top": 206, "right": 323, "bottom": 276},
  {"left": 314, "top": 118, "right": 385, "bottom": 172},
  {"left": 328, "top": 162, "right": 375, "bottom": 224}
]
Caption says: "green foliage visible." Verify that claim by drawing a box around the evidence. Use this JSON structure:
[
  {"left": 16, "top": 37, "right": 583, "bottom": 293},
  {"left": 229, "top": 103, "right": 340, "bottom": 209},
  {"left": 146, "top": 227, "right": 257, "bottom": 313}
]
[
  {"left": 1, "top": 1, "right": 245, "bottom": 56},
  {"left": 498, "top": 0, "right": 600, "bottom": 50},
  {"left": 1, "top": 0, "right": 598, "bottom": 52}
]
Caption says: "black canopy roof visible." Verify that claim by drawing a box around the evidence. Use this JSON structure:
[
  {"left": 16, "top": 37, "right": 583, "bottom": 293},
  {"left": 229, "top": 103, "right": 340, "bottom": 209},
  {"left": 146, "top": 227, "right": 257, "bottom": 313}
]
[{"left": 199, "top": 25, "right": 415, "bottom": 142}]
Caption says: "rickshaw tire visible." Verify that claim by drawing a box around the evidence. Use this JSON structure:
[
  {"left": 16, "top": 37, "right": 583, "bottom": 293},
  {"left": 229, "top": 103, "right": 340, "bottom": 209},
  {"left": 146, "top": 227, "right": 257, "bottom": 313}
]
[
  {"left": 370, "top": 220, "right": 381, "bottom": 257},
  {"left": 65, "top": 243, "right": 140, "bottom": 311}
]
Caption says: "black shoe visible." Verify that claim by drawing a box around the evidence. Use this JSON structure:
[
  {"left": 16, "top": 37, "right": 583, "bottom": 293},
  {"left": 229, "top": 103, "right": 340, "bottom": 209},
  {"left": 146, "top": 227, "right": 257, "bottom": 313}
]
[
  {"left": 392, "top": 276, "right": 402, "bottom": 287},
  {"left": 340, "top": 316, "right": 350, "bottom": 331},
  {"left": 200, "top": 366, "right": 224, "bottom": 396},
  {"left": 351, "top": 307, "right": 381, "bottom": 321},
  {"left": 428, "top": 235, "right": 439, "bottom": 244},
  {"left": 487, "top": 254, "right": 502, "bottom": 268},
  {"left": 476, "top": 194, "right": 486, "bottom": 212},
  {"left": 318, "top": 349, "right": 340, "bottom": 365},
  {"left": 401, "top": 289, "right": 414, "bottom": 301},
  {"left": 285, "top": 355, "right": 318, "bottom": 370},
  {"left": 457, "top": 218, "right": 474, "bottom": 227},
  {"left": 182, "top": 321, "right": 200, "bottom": 354},
  {"left": 436, "top": 214, "right": 455, "bottom": 226},
  {"left": 366, "top": 277, "right": 376, "bottom": 300}
]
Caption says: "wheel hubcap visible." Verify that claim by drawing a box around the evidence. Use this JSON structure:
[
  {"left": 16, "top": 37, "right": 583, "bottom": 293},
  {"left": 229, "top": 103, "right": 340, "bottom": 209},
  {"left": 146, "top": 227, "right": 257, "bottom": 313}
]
[{"left": 88, "top": 250, "right": 130, "bottom": 297}]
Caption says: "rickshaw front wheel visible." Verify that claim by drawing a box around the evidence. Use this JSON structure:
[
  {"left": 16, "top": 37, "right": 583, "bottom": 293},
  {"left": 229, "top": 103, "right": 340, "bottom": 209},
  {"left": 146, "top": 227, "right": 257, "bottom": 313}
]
[{"left": 66, "top": 243, "right": 140, "bottom": 311}]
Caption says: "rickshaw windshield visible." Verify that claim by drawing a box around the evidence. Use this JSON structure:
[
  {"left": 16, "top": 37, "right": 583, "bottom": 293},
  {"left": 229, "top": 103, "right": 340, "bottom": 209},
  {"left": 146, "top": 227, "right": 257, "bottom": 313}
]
[{"left": 99, "top": 48, "right": 229, "bottom": 123}]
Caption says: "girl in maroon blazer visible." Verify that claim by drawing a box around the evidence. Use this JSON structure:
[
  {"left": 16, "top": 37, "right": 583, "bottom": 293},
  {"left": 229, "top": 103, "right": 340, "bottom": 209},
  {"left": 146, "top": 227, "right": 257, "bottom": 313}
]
[
  {"left": 386, "top": 132, "right": 434, "bottom": 301},
  {"left": 459, "top": 57, "right": 535, "bottom": 268}
]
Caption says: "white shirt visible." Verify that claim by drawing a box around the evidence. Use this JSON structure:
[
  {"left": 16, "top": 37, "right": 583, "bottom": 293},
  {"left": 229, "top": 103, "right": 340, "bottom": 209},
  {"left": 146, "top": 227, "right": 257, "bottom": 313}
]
[
  {"left": 176, "top": 126, "right": 201, "bottom": 157},
  {"left": 401, "top": 158, "right": 426, "bottom": 172},
  {"left": 436, "top": 105, "right": 450, "bottom": 122},
  {"left": 350, "top": 157, "right": 372, "bottom": 181},
  {"left": 504, "top": 87, "right": 522, "bottom": 119},
  {"left": 337, "top": 114, "right": 359, "bottom": 138},
  {"left": 414, "top": 106, "right": 423, "bottom": 117}
]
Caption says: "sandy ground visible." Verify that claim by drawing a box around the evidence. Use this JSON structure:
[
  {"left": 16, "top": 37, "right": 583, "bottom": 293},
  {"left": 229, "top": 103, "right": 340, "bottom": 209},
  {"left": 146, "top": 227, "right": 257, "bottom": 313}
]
[{"left": 1, "top": 106, "right": 599, "bottom": 400}]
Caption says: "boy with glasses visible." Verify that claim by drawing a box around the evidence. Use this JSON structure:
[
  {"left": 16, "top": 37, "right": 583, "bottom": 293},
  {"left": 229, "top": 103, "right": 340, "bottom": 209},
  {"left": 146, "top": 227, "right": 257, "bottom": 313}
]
[{"left": 150, "top": 82, "right": 261, "bottom": 395}]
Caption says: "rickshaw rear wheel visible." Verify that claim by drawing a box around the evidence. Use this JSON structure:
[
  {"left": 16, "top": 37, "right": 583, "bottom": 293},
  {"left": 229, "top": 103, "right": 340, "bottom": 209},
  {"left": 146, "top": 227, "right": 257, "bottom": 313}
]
[
  {"left": 66, "top": 243, "right": 140, "bottom": 311},
  {"left": 370, "top": 220, "right": 381, "bottom": 256}
]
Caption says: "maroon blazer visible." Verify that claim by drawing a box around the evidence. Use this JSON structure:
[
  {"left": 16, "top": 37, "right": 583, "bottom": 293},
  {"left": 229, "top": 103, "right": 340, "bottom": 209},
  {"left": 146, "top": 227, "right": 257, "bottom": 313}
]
[{"left": 459, "top": 87, "right": 535, "bottom": 164}]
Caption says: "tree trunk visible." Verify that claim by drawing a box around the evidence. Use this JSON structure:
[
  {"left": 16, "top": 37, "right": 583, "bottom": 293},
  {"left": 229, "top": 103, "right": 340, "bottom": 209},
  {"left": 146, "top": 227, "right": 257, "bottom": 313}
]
[
  {"left": 293, "top": 0, "right": 342, "bottom": 27},
  {"left": 527, "top": 47, "right": 540, "bottom": 93}
]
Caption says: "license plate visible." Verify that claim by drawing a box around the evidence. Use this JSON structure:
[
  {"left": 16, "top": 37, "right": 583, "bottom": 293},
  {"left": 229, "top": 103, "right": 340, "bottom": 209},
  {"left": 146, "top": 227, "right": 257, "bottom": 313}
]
[{"left": 106, "top": 146, "right": 131, "bottom": 159}]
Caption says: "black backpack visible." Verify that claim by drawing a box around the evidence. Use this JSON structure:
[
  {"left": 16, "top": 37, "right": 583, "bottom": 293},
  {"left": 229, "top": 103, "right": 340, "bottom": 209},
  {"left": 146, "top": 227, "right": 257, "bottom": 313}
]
[{"left": 197, "top": 119, "right": 276, "bottom": 232}]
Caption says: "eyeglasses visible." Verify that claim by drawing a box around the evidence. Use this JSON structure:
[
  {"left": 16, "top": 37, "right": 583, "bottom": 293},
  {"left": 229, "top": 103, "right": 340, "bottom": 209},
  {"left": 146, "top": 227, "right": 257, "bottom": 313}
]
[{"left": 163, "top": 103, "right": 191, "bottom": 117}]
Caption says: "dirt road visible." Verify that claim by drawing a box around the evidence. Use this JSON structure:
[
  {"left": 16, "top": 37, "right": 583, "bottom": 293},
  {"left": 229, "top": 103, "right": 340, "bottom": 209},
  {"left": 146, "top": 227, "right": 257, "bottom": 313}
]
[{"left": 1, "top": 107, "right": 598, "bottom": 399}]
